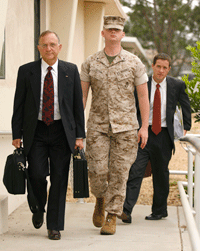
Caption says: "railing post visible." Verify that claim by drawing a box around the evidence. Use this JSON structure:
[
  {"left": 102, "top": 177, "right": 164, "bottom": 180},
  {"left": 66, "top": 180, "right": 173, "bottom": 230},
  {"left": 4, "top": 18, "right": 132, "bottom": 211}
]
[
  {"left": 178, "top": 135, "right": 200, "bottom": 250},
  {"left": 178, "top": 181, "right": 200, "bottom": 251},
  {"left": 194, "top": 153, "right": 200, "bottom": 232},
  {"left": 188, "top": 150, "right": 194, "bottom": 207}
]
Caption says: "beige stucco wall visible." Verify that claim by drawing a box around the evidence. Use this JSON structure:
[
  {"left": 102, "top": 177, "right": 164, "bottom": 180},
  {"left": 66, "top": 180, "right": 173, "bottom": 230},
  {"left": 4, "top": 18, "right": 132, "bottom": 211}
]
[
  {"left": 0, "top": 0, "right": 34, "bottom": 214},
  {"left": 50, "top": 0, "right": 78, "bottom": 62},
  {"left": 83, "top": 2, "right": 105, "bottom": 122},
  {"left": 0, "top": 0, "right": 34, "bottom": 128},
  {"left": 84, "top": 2, "right": 105, "bottom": 58},
  {"left": 72, "top": 0, "right": 85, "bottom": 68}
]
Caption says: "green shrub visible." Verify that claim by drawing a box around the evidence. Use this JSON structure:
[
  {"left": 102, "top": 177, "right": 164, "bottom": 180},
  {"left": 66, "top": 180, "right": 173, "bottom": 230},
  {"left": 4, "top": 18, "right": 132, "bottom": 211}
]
[{"left": 182, "top": 41, "right": 200, "bottom": 121}]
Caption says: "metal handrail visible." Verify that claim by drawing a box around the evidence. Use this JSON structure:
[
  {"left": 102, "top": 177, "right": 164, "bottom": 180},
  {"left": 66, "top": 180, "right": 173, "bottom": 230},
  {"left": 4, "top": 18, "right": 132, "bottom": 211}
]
[
  {"left": 178, "top": 181, "right": 200, "bottom": 251},
  {"left": 180, "top": 135, "right": 200, "bottom": 152},
  {"left": 177, "top": 135, "right": 200, "bottom": 250}
]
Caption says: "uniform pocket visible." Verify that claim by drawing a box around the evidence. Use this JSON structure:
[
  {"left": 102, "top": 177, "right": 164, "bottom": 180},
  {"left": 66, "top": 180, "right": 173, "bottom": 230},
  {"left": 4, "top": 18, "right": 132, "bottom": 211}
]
[
  {"left": 116, "top": 69, "right": 132, "bottom": 82},
  {"left": 116, "top": 69, "right": 134, "bottom": 94},
  {"left": 90, "top": 69, "right": 104, "bottom": 81}
]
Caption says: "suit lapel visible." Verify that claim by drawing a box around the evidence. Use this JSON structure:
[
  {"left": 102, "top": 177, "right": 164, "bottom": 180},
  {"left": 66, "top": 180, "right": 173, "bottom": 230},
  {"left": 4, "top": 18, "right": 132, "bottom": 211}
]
[
  {"left": 58, "top": 60, "right": 69, "bottom": 105},
  {"left": 148, "top": 76, "right": 152, "bottom": 101},
  {"left": 166, "top": 76, "right": 175, "bottom": 115},
  {"left": 30, "top": 60, "right": 41, "bottom": 113}
]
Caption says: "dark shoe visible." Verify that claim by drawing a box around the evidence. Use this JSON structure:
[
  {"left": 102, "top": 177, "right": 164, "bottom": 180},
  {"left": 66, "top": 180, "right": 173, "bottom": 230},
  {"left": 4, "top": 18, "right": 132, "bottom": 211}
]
[
  {"left": 117, "top": 211, "right": 132, "bottom": 224},
  {"left": 145, "top": 212, "right": 168, "bottom": 220},
  {"left": 32, "top": 212, "right": 44, "bottom": 229},
  {"left": 48, "top": 230, "right": 61, "bottom": 240}
]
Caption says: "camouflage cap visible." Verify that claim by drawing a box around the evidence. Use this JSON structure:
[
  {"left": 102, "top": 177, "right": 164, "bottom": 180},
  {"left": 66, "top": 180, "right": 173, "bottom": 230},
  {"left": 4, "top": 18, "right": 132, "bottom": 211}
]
[{"left": 103, "top": 16, "right": 125, "bottom": 31}]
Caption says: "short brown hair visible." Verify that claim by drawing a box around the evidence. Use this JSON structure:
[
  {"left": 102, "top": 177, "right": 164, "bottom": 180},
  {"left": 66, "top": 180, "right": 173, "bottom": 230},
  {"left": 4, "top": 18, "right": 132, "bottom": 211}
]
[
  {"left": 38, "top": 30, "right": 60, "bottom": 44},
  {"left": 153, "top": 53, "right": 171, "bottom": 67}
]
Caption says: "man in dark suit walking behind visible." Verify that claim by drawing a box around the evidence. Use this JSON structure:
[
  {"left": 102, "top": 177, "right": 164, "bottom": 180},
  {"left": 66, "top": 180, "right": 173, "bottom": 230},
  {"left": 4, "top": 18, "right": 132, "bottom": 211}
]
[
  {"left": 119, "top": 53, "right": 191, "bottom": 223},
  {"left": 12, "top": 30, "right": 85, "bottom": 240}
]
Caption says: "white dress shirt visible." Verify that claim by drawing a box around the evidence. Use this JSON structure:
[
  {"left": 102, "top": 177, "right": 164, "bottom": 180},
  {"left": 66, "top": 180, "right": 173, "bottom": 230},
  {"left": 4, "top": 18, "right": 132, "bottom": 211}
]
[
  {"left": 149, "top": 77, "right": 167, "bottom": 127},
  {"left": 38, "top": 59, "right": 61, "bottom": 121}
]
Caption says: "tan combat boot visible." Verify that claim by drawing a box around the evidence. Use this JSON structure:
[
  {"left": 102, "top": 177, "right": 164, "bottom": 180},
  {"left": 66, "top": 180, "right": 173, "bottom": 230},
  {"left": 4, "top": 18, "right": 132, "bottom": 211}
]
[
  {"left": 93, "top": 197, "right": 105, "bottom": 227},
  {"left": 100, "top": 213, "right": 116, "bottom": 235}
]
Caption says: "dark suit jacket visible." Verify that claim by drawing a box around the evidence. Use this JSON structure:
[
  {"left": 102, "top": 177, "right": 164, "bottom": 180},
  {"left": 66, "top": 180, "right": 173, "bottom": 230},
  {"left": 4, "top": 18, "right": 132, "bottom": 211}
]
[
  {"left": 12, "top": 59, "right": 85, "bottom": 155},
  {"left": 136, "top": 76, "right": 191, "bottom": 150}
]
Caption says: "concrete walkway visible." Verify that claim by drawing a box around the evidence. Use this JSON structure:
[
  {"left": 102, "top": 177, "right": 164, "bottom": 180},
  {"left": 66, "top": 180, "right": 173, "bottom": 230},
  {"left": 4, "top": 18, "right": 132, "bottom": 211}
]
[{"left": 0, "top": 202, "right": 191, "bottom": 251}]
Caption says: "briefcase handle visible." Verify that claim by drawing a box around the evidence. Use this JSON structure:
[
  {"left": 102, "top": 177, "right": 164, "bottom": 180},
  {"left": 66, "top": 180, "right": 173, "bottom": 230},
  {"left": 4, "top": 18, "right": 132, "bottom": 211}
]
[{"left": 73, "top": 147, "right": 86, "bottom": 160}]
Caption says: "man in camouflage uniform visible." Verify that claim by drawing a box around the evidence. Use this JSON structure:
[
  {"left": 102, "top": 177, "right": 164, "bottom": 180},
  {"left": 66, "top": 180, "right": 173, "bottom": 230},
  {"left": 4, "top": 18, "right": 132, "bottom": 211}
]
[{"left": 80, "top": 16, "right": 149, "bottom": 235}]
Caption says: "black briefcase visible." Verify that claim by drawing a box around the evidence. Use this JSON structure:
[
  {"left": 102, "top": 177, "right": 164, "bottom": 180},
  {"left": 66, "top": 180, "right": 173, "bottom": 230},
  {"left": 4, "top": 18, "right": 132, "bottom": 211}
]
[
  {"left": 3, "top": 147, "right": 39, "bottom": 213},
  {"left": 73, "top": 148, "right": 89, "bottom": 198},
  {"left": 3, "top": 147, "right": 26, "bottom": 194}
]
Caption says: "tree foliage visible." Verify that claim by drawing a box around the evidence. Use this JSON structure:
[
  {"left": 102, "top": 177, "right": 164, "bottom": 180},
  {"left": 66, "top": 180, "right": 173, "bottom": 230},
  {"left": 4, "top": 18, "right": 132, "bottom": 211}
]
[
  {"left": 120, "top": 0, "right": 200, "bottom": 76},
  {"left": 182, "top": 41, "right": 200, "bottom": 119}
]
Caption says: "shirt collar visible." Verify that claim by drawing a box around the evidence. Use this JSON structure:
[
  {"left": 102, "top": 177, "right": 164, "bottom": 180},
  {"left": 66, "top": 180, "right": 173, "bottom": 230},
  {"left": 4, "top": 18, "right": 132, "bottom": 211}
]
[
  {"left": 152, "top": 76, "right": 166, "bottom": 88},
  {"left": 41, "top": 59, "right": 58, "bottom": 72},
  {"left": 97, "top": 48, "right": 125, "bottom": 66}
]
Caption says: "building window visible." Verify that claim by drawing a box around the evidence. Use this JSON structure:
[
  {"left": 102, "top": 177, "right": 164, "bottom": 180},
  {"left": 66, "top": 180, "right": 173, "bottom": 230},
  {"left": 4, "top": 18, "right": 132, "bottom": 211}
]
[{"left": 0, "top": 34, "right": 5, "bottom": 79}]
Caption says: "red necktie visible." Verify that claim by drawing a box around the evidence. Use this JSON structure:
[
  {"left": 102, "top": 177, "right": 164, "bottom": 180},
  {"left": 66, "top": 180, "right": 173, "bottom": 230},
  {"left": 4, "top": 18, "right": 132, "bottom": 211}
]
[
  {"left": 152, "top": 84, "right": 161, "bottom": 135},
  {"left": 42, "top": 66, "right": 54, "bottom": 126}
]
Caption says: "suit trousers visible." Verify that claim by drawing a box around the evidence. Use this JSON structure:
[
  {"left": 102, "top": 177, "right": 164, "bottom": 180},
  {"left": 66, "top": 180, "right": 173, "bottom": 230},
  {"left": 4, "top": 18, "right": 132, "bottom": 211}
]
[
  {"left": 27, "top": 120, "right": 71, "bottom": 231},
  {"left": 124, "top": 126, "right": 173, "bottom": 215}
]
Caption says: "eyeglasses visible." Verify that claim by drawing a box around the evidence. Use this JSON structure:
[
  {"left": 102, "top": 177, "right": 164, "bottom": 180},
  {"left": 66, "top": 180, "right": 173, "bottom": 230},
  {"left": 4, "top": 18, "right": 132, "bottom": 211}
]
[{"left": 39, "top": 43, "right": 59, "bottom": 49}]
